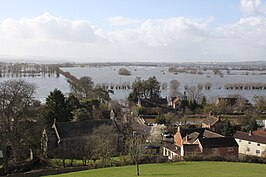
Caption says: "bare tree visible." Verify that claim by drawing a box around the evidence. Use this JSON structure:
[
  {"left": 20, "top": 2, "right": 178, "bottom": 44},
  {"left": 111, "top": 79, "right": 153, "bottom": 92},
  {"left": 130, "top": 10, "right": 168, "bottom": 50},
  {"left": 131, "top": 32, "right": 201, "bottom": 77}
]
[
  {"left": 253, "top": 96, "right": 266, "bottom": 113},
  {"left": 169, "top": 80, "right": 180, "bottom": 98},
  {"left": 127, "top": 131, "right": 145, "bottom": 176},
  {"left": 186, "top": 86, "right": 203, "bottom": 104},
  {"left": 92, "top": 125, "right": 118, "bottom": 167},
  {"left": 0, "top": 80, "right": 36, "bottom": 162}
]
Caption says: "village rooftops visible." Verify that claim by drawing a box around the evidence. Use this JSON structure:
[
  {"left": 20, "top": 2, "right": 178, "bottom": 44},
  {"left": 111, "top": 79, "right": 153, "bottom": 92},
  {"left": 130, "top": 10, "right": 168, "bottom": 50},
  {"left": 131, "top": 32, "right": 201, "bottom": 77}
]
[
  {"left": 233, "top": 131, "right": 266, "bottom": 144},
  {"left": 198, "top": 137, "right": 238, "bottom": 148},
  {"left": 179, "top": 127, "right": 222, "bottom": 139},
  {"left": 179, "top": 128, "right": 208, "bottom": 138},
  {"left": 164, "top": 143, "right": 180, "bottom": 153},
  {"left": 252, "top": 130, "right": 266, "bottom": 137},
  {"left": 202, "top": 116, "right": 220, "bottom": 126}
]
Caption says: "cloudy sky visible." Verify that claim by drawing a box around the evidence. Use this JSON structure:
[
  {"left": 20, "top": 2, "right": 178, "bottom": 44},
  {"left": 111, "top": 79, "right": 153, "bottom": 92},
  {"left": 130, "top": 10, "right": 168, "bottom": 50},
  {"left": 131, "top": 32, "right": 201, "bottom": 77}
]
[{"left": 0, "top": 0, "right": 266, "bottom": 62}]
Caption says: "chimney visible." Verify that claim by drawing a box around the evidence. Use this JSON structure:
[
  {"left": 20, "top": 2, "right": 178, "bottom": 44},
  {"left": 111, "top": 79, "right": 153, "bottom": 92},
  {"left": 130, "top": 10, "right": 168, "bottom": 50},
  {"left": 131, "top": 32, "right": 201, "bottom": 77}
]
[
  {"left": 248, "top": 130, "right": 252, "bottom": 136},
  {"left": 137, "top": 97, "right": 141, "bottom": 106},
  {"left": 110, "top": 110, "right": 115, "bottom": 120},
  {"left": 177, "top": 126, "right": 181, "bottom": 132},
  {"left": 185, "top": 134, "right": 188, "bottom": 144}
]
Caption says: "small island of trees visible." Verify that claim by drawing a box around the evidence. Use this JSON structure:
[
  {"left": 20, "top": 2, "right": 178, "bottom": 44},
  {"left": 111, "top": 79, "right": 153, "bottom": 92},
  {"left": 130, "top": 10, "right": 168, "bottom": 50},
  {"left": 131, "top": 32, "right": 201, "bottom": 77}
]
[{"left": 118, "top": 68, "right": 131, "bottom": 76}]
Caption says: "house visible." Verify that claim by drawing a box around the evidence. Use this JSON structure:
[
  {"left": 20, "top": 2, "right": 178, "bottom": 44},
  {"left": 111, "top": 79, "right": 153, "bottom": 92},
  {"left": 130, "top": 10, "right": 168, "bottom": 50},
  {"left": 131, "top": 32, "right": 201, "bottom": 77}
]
[
  {"left": 162, "top": 127, "right": 238, "bottom": 160},
  {"left": 180, "top": 144, "right": 201, "bottom": 157},
  {"left": 171, "top": 97, "right": 180, "bottom": 109},
  {"left": 137, "top": 98, "right": 168, "bottom": 108},
  {"left": 41, "top": 119, "right": 122, "bottom": 158},
  {"left": 163, "top": 144, "right": 180, "bottom": 160},
  {"left": 194, "top": 137, "right": 238, "bottom": 159},
  {"left": 252, "top": 129, "right": 266, "bottom": 137},
  {"left": 202, "top": 116, "right": 223, "bottom": 133},
  {"left": 174, "top": 127, "right": 223, "bottom": 147},
  {"left": 233, "top": 131, "right": 266, "bottom": 157},
  {"left": 137, "top": 97, "right": 168, "bottom": 121}
]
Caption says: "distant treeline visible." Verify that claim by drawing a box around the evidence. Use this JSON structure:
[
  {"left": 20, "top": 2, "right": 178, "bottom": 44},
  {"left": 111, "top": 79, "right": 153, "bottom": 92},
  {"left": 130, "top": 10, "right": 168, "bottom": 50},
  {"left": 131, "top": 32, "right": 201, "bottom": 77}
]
[{"left": 0, "top": 63, "right": 60, "bottom": 77}]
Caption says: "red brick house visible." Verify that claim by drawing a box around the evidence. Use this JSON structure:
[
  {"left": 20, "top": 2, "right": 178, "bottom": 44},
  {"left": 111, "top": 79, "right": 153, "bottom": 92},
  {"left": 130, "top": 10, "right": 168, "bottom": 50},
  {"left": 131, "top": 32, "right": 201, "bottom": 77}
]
[
  {"left": 163, "top": 127, "right": 239, "bottom": 160},
  {"left": 174, "top": 127, "right": 223, "bottom": 147},
  {"left": 194, "top": 137, "right": 238, "bottom": 159}
]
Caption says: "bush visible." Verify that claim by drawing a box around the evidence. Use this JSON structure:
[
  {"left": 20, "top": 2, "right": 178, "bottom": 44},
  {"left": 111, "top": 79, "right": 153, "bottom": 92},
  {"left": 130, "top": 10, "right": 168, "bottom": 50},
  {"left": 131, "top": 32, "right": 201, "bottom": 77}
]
[
  {"left": 241, "top": 155, "right": 266, "bottom": 164},
  {"left": 183, "top": 155, "right": 235, "bottom": 162}
]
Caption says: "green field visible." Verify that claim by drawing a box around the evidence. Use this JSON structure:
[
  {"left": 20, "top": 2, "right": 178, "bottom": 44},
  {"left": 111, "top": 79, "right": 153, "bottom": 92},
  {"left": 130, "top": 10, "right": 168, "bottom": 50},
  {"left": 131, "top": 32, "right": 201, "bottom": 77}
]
[{"left": 46, "top": 161, "right": 265, "bottom": 177}]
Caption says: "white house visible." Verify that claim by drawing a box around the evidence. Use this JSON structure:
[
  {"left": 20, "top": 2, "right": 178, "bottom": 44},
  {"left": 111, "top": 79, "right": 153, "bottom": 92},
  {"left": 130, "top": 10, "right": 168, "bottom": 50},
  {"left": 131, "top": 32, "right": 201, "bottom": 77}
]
[
  {"left": 233, "top": 131, "right": 266, "bottom": 157},
  {"left": 163, "top": 144, "right": 179, "bottom": 160}
]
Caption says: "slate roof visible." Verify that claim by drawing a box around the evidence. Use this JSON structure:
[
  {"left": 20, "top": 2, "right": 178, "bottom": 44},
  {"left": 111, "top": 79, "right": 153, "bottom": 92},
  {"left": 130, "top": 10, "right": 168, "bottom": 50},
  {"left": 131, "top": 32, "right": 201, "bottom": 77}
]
[
  {"left": 233, "top": 131, "right": 266, "bottom": 144},
  {"left": 203, "top": 130, "right": 224, "bottom": 138},
  {"left": 180, "top": 128, "right": 208, "bottom": 138},
  {"left": 252, "top": 130, "right": 266, "bottom": 137},
  {"left": 53, "top": 119, "right": 114, "bottom": 139},
  {"left": 164, "top": 143, "right": 180, "bottom": 153},
  {"left": 202, "top": 116, "right": 220, "bottom": 126},
  {"left": 183, "top": 132, "right": 200, "bottom": 144},
  {"left": 164, "top": 143, "right": 178, "bottom": 151},
  {"left": 198, "top": 137, "right": 238, "bottom": 148}
]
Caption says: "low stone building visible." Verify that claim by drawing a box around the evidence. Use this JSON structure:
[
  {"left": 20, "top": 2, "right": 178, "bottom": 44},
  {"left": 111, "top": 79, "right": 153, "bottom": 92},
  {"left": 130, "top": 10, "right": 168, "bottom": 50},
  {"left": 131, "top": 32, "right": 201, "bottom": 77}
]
[{"left": 41, "top": 119, "right": 122, "bottom": 158}]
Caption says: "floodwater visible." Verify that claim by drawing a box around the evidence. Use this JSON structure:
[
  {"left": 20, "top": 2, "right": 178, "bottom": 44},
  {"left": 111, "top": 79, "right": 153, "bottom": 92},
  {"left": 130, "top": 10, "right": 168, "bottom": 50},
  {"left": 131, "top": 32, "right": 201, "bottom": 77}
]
[
  {"left": 61, "top": 66, "right": 266, "bottom": 102},
  {"left": 1, "top": 65, "right": 266, "bottom": 103}
]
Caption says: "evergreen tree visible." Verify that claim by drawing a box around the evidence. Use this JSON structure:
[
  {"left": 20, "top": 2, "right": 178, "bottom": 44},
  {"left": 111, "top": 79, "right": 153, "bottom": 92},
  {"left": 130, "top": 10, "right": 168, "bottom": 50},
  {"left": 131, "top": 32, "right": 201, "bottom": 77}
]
[
  {"left": 42, "top": 89, "right": 69, "bottom": 127},
  {"left": 221, "top": 119, "right": 235, "bottom": 136}
]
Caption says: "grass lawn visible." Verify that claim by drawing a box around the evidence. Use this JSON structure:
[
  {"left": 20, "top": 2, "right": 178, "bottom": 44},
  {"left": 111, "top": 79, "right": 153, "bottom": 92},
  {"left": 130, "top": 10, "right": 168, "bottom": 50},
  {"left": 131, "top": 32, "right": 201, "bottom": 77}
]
[{"left": 45, "top": 161, "right": 265, "bottom": 177}]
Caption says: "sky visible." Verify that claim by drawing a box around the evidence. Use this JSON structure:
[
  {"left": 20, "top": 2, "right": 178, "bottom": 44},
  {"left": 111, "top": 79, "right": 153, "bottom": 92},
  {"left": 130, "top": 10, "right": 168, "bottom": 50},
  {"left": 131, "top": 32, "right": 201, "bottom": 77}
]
[{"left": 0, "top": 0, "right": 266, "bottom": 63}]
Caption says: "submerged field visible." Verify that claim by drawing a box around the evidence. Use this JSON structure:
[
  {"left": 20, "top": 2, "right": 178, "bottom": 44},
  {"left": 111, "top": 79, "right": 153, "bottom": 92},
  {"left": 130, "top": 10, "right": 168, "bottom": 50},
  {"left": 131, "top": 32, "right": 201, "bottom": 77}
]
[{"left": 46, "top": 161, "right": 265, "bottom": 177}]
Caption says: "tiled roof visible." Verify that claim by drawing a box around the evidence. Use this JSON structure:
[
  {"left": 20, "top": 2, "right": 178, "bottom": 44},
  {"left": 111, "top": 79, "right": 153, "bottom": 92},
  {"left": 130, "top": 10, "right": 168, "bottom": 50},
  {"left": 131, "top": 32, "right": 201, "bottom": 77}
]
[
  {"left": 252, "top": 130, "right": 266, "bottom": 137},
  {"left": 180, "top": 128, "right": 208, "bottom": 138},
  {"left": 233, "top": 131, "right": 266, "bottom": 144},
  {"left": 139, "top": 98, "right": 168, "bottom": 107},
  {"left": 179, "top": 128, "right": 222, "bottom": 138},
  {"left": 199, "top": 137, "right": 238, "bottom": 148},
  {"left": 183, "top": 132, "right": 200, "bottom": 144},
  {"left": 202, "top": 116, "right": 219, "bottom": 126},
  {"left": 164, "top": 143, "right": 178, "bottom": 151},
  {"left": 203, "top": 130, "right": 224, "bottom": 138}
]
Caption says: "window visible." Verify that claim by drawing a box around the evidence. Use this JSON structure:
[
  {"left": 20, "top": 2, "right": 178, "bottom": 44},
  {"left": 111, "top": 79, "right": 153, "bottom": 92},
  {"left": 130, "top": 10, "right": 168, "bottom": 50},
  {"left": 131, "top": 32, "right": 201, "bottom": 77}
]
[
  {"left": 247, "top": 148, "right": 250, "bottom": 152},
  {"left": 257, "top": 143, "right": 260, "bottom": 146},
  {"left": 239, "top": 139, "right": 241, "bottom": 142},
  {"left": 248, "top": 141, "right": 251, "bottom": 144},
  {"left": 256, "top": 150, "right": 260, "bottom": 154},
  {"left": 227, "top": 147, "right": 234, "bottom": 152}
]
